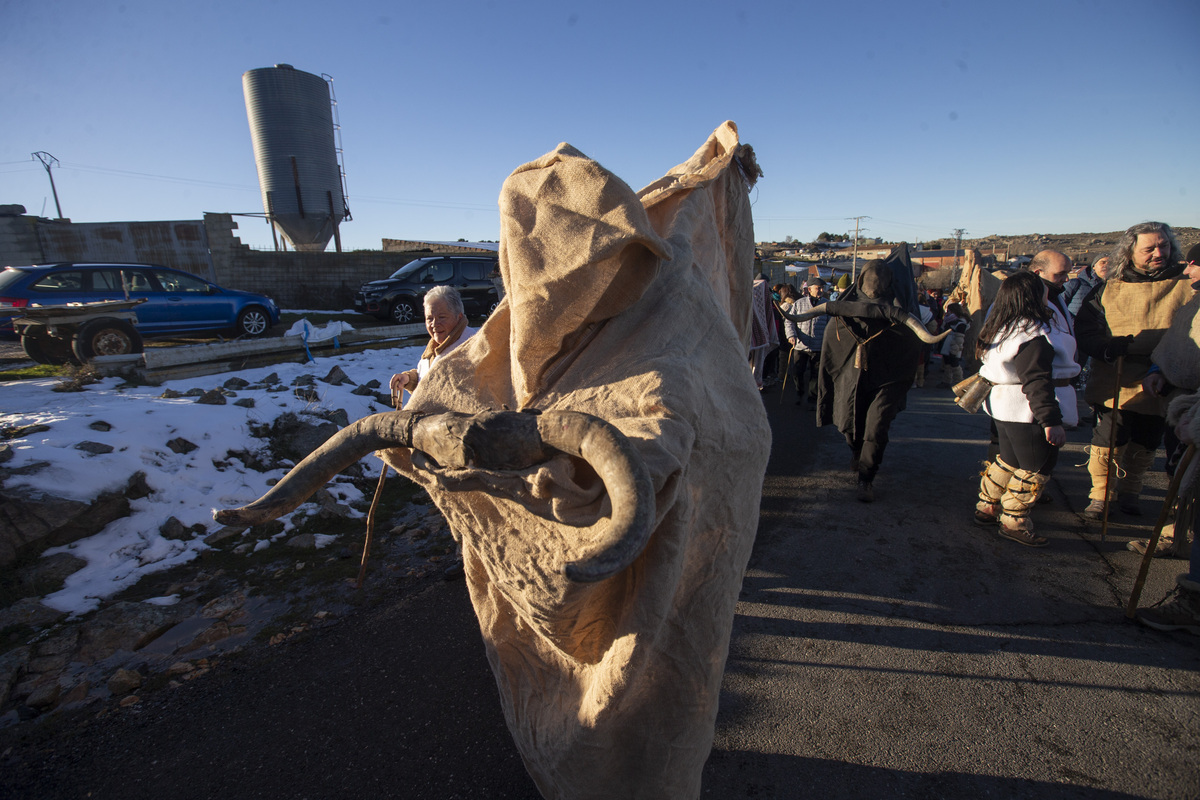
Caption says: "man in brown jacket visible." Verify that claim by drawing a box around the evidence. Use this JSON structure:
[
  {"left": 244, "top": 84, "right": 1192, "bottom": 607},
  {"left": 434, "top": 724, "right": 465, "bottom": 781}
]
[{"left": 1074, "top": 221, "right": 1192, "bottom": 519}]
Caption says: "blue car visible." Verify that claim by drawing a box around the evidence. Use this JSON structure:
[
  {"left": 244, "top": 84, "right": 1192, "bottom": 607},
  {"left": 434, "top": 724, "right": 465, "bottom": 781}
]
[{"left": 0, "top": 262, "right": 280, "bottom": 342}]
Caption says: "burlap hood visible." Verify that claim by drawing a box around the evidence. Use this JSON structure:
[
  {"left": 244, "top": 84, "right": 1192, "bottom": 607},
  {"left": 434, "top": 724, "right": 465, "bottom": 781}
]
[{"left": 387, "top": 122, "right": 770, "bottom": 799}]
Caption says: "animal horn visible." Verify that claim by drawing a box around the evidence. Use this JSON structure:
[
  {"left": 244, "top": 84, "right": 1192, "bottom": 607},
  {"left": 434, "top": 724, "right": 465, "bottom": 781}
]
[
  {"left": 214, "top": 411, "right": 425, "bottom": 527},
  {"left": 214, "top": 409, "right": 655, "bottom": 584},
  {"left": 903, "top": 313, "right": 951, "bottom": 344},
  {"left": 773, "top": 300, "right": 828, "bottom": 323},
  {"left": 534, "top": 411, "right": 655, "bottom": 583}
]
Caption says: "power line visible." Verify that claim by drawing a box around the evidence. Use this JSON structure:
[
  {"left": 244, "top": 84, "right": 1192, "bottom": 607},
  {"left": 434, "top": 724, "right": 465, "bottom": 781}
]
[{"left": 31, "top": 152, "right": 63, "bottom": 219}]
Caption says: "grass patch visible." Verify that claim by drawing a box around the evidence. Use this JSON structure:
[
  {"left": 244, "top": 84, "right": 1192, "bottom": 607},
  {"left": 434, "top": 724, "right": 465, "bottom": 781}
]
[
  {"left": 280, "top": 310, "right": 369, "bottom": 328},
  {"left": 0, "top": 363, "right": 61, "bottom": 381}
]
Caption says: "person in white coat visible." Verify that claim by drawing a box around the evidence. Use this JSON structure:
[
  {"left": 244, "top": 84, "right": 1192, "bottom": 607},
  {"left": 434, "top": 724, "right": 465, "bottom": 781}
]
[{"left": 973, "top": 271, "right": 1080, "bottom": 546}]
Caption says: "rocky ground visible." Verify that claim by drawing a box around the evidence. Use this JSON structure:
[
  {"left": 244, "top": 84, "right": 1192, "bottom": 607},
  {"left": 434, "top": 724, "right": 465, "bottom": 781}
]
[{"left": 0, "top": 354, "right": 465, "bottom": 736}]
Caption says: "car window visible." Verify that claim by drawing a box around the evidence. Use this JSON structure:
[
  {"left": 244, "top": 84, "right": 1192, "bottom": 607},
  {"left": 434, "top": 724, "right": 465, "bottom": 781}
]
[
  {"left": 0, "top": 268, "right": 29, "bottom": 291},
  {"left": 460, "top": 262, "right": 490, "bottom": 281},
  {"left": 92, "top": 270, "right": 125, "bottom": 291},
  {"left": 153, "top": 270, "right": 209, "bottom": 293},
  {"left": 30, "top": 271, "right": 85, "bottom": 292},
  {"left": 96, "top": 269, "right": 154, "bottom": 293},
  {"left": 413, "top": 262, "right": 454, "bottom": 284}
]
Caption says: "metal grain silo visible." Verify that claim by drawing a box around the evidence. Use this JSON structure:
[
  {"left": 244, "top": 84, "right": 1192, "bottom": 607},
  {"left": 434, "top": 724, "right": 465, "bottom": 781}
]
[{"left": 243, "top": 64, "right": 350, "bottom": 252}]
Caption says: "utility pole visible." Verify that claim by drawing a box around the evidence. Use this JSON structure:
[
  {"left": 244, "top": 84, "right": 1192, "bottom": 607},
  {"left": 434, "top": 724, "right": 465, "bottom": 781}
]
[
  {"left": 848, "top": 216, "right": 870, "bottom": 281},
  {"left": 951, "top": 228, "right": 967, "bottom": 267},
  {"left": 31, "top": 152, "right": 64, "bottom": 219}
]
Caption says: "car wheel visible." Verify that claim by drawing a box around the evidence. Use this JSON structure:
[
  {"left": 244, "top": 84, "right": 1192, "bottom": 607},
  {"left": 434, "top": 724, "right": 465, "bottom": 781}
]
[
  {"left": 21, "top": 331, "right": 75, "bottom": 365},
  {"left": 390, "top": 299, "right": 418, "bottom": 325},
  {"left": 236, "top": 306, "right": 271, "bottom": 338},
  {"left": 72, "top": 319, "right": 144, "bottom": 361}
]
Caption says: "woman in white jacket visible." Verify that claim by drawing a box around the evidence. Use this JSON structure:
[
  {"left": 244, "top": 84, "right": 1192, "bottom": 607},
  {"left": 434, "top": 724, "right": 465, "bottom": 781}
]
[{"left": 974, "top": 271, "right": 1080, "bottom": 546}]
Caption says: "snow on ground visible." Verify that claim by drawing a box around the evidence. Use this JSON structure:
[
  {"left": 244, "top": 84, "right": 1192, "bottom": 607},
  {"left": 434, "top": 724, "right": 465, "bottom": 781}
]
[{"left": 1, "top": 322, "right": 424, "bottom": 617}]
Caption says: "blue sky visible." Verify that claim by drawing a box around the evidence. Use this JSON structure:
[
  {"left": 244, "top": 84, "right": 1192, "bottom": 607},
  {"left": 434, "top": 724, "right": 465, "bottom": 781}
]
[{"left": 2, "top": 0, "right": 1197, "bottom": 251}]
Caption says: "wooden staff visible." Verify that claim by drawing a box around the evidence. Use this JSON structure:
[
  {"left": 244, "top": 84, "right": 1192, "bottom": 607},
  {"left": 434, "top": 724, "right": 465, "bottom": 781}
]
[
  {"left": 780, "top": 345, "right": 794, "bottom": 406},
  {"left": 356, "top": 384, "right": 405, "bottom": 588},
  {"left": 1100, "top": 357, "right": 1123, "bottom": 544},
  {"left": 1126, "top": 444, "right": 1195, "bottom": 617}
]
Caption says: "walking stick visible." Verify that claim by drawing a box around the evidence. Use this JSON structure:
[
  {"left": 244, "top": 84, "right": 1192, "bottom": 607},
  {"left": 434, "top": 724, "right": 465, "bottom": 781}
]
[
  {"left": 780, "top": 346, "right": 794, "bottom": 406},
  {"left": 1100, "top": 357, "right": 1123, "bottom": 544},
  {"left": 356, "top": 384, "right": 405, "bottom": 588},
  {"left": 1126, "top": 444, "right": 1195, "bottom": 618}
]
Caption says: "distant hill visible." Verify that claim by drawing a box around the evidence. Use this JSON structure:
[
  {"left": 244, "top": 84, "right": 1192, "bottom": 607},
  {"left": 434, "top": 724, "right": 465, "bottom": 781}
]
[
  {"left": 758, "top": 227, "right": 1199, "bottom": 265},
  {"left": 961, "top": 227, "right": 1198, "bottom": 263}
]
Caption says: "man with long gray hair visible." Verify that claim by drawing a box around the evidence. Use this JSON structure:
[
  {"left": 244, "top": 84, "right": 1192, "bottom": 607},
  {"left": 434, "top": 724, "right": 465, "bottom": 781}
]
[{"left": 1074, "top": 221, "right": 1191, "bottom": 520}]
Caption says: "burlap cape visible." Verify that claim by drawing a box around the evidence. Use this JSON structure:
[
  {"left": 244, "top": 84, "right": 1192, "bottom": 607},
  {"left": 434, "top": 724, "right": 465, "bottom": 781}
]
[{"left": 384, "top": 122, "right": 770, "bottom": 799}]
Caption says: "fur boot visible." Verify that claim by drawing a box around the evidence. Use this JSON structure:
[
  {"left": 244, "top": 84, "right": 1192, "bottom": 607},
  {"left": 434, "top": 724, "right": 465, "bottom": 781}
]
[
  {"left": 998, "top": 468, "right": 1050, "bottom": 547},
  {"left": 976, "top": 457, "right": 1016, "bottom": 525}
]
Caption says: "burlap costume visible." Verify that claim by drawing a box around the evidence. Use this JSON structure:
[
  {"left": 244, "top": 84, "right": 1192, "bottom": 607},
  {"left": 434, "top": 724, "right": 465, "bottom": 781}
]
[
  {"left": 947, "top": 248, "right": 1003, "bottom": 373},
  {"left": 1084, "top": 279, "right": 1194, "bottom": 414},
  {"left": 386, "top": 122, "right": 770, "bottom": 798}
]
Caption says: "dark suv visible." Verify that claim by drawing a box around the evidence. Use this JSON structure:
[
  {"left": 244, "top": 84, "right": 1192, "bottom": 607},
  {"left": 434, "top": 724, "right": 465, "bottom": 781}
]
[{"left": 355, "top": 255, "right": 500, "bottom": 324}]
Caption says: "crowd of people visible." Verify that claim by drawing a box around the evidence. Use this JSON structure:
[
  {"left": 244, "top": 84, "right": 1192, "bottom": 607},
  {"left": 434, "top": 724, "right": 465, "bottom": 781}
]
[
  {"left": 391, "top": 222, "right": 1200, "bottom": 639},
  {"left": 760, "top": 222, "right": 1200, "bottom": 635}
]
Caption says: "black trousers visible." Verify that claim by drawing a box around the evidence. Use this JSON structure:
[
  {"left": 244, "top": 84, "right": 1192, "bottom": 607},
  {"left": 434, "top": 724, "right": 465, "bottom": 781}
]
[
  {"left": 995, "top": 419, "right": 1059, "bottom": 476},
  {"left": 1091, "top": 406, "right": 1166, "bottom": 451}
]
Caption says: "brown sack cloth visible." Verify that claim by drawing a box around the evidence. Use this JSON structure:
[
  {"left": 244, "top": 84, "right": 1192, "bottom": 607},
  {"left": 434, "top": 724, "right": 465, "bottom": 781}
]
[{"left": 386, "top": 122, "right": 771, "bottom": 798}]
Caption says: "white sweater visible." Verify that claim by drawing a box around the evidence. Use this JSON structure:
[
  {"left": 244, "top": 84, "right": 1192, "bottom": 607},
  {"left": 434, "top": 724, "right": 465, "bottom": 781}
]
[{"left": 979, "top": 308, "right": 1080, "bottom": 425}]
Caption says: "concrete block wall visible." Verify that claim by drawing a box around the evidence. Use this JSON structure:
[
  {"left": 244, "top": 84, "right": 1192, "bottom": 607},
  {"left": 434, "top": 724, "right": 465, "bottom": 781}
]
[{"left": 0, "top": 207, "right": 479, "bottom": 311}]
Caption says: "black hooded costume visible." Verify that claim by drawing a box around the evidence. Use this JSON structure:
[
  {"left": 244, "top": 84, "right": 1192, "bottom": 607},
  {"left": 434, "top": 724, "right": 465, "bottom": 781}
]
[{"left": 816, "top": 244, "right": 923, "bottom": 489}]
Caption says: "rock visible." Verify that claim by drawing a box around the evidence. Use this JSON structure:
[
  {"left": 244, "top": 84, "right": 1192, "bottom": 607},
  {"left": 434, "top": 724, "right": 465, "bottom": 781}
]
[
  {"left": 0, "top": 598, "right": 67, "bottom": 630},
  {"left": 34, "top": 629, "right": 80, "bottom": 658},
  {"left": 233, "top": 398, "right": 255, "bottom": 409},
  {"left": 0, "top": 646, "right": 32, "bottom": 698},
  {"left": 159, "top": 388, "right": 184, "bottom": 399},
  {"left": 223, "top": 377, "right": 250, "bottom": 390},
  {"left": 258, "top": 372, "right": 280, "bottom": 386},
  {"left": 204, "top": 526, "right": 244, "bottom": 547},
  {"left": 326, "top": 408, "right": 350, "bottom": 428},
  {"left": 107, "top": 668, "right": 143, "bottom": 696},
  {"left": 350, "top": 384, "right": 375, "bottom": 396},
  {"left": 165, "top": 661, "right": 195, "bottom": 677},
  {"left": 200, "top": 591, "right": 246, "bottom": 619},
  {"left": 75, "top": 441, "right": 114, "bottom": 455},
  {"left": 75, "top": 601, "right": 184, "bottom": 664},
  {"left": 195, "top": 389, "right": 227, "bottom": 405},
  {"left": 0, "top": 483, "right": 133, "bottom": 568},
  {"left": 317, "top": 504, "right": 351, "bottom": 520},
  {"left": 27, "top": 653, "right": 69, "bottom": 674},
  {"left": 166, "top": 437, "right": 198, "bottom": 455},
  {"left": 15, "top": 552, "right": 87, "bottom": 593},
  {"left": 0, "top": 443, "right": 12, "bottom": 464},
  {"left": 124, "top": 471, "right": 153, "bottom": 500},
  {"left": 190, "top": 620, "right": 232, "bottom": 649},
  {"left": 159, "top": 516, "right": 191, "bottom": 541},
  {"left": 249, "top": 519, "right": 285, "bottom": 538},
  {"left": 25, "top": 681, "right": 60, "bottom": 709},
  {"left": 361, "top": 379, "right": 381, "bottom": 390},
  {"left": 119, "top": 695, "right": 141, "bottom": 707},
  {"left": 183, "top": 388, "right": 205, "bottom": 397},
  {"left": 285, "top": 534, "right": 318, "bottom": 550},
  {"left": 319, "top": 366, "right": 356, "bottom": 386},
  {"left": 291, "top": 374, "right": 316, "bottom": 387},
  {"left": 293, "top": 387, "right": 320, "bottom": 403},
  {"left": 59, "top": 679, "right": 91, "bottom": 706},
  {"left": 87, "top": 421, "right": 113, "bottom": 432},
  {"left": 272, "top": 414, "right": 338, "bottom": 463}
]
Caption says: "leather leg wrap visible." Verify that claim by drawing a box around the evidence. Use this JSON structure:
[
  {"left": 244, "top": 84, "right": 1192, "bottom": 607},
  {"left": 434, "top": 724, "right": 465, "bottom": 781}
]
[
  {"left": 1117, "top": 441, "right": 1154, "bottom": 497},
  {"left": 1087, "top": 446, "right": 1120, "bottom": 502},
  {"left": 1001, "top": 468, "right": 1050, "bottom": 524},
  {"left": 979, "top": 458, "right": 1016, "bottom": 503}
]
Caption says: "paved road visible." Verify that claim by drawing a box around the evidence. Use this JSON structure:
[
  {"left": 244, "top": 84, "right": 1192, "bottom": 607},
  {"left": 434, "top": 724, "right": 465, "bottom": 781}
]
[{"left": 2, "top": 376, "right": 1197, "bottom": 799}]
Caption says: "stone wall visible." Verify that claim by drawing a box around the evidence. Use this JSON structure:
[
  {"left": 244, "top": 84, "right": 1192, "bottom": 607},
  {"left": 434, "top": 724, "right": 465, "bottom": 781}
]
[{"left": 0, "top": 207, "right": 481, "bottom": 311}]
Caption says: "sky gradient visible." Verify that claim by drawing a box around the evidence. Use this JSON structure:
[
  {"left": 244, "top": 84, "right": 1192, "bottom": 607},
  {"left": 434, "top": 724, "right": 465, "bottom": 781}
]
[{"left": 3, "top": 0, "right": 1197, "bottom": 252}]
